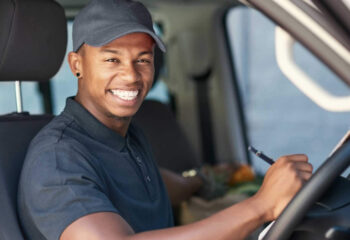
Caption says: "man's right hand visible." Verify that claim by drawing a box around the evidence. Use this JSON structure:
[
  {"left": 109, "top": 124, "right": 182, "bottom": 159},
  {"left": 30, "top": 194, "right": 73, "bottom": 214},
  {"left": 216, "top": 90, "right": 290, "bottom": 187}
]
[{"left": 252, "top": 154, "right": 313, "bottom": 221}]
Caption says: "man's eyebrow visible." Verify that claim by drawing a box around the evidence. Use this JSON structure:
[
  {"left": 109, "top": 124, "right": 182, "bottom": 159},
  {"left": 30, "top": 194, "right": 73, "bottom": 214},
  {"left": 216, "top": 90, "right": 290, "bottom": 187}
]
[
  {"left": 138, "top": 51, "right": 153, "bottom": 56},
  {"left": 100, "top": 49, "right": 121, "bottom": 54},
  {"left": 99, "top": 49, "right": 153, "bottom": 57}
]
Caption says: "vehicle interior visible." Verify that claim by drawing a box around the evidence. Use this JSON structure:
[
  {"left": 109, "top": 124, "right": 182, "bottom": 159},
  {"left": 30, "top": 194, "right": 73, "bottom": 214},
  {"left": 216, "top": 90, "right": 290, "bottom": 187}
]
[{"left": 0, "top": 0, "right": 350, "bottom": 239}]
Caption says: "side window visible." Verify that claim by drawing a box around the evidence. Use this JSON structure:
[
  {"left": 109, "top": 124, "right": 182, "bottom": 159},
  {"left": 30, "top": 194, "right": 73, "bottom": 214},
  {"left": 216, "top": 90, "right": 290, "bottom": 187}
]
[
  {"left": 226, "top": 7, "right": 350, "bottom": 174},
  {"left": 0, "top": 82, "right": 43, "bottom": 115}
]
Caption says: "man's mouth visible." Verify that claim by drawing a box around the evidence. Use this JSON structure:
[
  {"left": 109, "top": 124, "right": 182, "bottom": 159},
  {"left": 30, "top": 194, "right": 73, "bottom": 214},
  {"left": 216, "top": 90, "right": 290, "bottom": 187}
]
[{"left": 109, "top": 89, "right": 139, "bottom": 101}]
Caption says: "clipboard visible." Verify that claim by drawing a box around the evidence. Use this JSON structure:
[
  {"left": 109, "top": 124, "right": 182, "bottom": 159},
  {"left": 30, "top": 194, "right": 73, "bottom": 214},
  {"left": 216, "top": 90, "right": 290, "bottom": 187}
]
[{"left": 329, "top": 130, "right": 350, "bottom": 157}]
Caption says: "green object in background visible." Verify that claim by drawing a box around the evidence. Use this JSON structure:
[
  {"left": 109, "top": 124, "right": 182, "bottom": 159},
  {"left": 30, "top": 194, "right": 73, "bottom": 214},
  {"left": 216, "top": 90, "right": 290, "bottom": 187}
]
[{"left": 227, "top": 176, "right": 263, "bottom": 196}]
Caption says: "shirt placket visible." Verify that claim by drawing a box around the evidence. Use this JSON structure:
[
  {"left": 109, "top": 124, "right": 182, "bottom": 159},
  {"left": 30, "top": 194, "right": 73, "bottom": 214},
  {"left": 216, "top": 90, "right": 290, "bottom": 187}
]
[{"left": 127, "top": 139, "right": 155, "bottom": 200}]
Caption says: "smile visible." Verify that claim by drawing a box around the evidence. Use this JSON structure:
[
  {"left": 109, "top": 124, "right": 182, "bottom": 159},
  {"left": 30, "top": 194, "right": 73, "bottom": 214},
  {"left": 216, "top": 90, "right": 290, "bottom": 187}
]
[{"left": 109, "top": 89, "right": 139, "bottom": 101}]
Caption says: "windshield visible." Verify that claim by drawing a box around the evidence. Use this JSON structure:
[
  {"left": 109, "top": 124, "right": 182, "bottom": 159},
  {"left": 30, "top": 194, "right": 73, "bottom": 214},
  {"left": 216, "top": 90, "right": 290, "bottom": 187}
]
[{"left": 226, "top": 6, "right": 350, "bottom": 175}]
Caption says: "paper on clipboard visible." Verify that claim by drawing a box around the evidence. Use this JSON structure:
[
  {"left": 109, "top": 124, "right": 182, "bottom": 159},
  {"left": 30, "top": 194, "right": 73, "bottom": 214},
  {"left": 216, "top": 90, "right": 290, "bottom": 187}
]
[
  {"left": 258, "top": 221, "right": 274, "bottom": 240},
  {"left": 329, "top": 130, "right": 350, "bottom": 157}
]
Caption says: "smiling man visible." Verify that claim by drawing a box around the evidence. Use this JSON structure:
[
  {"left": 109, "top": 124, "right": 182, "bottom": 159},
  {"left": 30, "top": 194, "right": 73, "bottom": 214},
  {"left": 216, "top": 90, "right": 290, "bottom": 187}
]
[{"left": 17, "top": 0, "right": 313, "bottom": 240}]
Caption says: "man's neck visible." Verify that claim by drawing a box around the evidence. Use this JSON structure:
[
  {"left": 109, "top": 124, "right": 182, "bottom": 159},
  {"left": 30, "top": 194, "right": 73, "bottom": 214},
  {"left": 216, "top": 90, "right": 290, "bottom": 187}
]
[
  {"left": 104, "top": 115, "right": 131, "bottom": 137},
  {"left": 74, "top": 95, "right": 131, "bottom": 137}
]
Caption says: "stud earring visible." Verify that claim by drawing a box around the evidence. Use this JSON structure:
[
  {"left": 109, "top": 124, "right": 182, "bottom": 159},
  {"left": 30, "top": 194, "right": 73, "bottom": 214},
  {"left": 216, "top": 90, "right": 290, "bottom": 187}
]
[{"left": 76, "top": 72, "right": 81, "bottom": 77}]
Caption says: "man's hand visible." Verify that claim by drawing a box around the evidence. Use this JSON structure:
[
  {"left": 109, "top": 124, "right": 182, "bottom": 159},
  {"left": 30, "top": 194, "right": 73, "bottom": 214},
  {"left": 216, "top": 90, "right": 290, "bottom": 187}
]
[{"left": 253, "top": 154, "right": 313, "bottom": 221}]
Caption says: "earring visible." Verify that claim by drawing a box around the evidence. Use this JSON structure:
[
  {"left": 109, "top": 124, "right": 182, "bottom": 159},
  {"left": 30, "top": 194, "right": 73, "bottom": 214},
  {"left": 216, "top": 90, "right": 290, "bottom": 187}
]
[{"left": 76, "top": 72, "right": 81, "bottom": 77}]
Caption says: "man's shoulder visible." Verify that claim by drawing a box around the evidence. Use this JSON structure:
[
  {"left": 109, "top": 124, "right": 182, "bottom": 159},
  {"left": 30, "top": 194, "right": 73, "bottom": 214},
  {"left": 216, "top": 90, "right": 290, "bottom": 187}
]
[
  {"left": 21, "top": 113, "right": 97, "bottom": 185},
  {"left": 29, "top": 114, "right": 69, "bottom": 146},
  {"left": 25, "top": 113, "right": 88, "bottom": 163}
]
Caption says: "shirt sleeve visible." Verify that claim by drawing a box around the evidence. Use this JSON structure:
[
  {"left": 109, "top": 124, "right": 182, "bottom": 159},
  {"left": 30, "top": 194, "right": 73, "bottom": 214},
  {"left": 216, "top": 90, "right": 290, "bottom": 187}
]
[{"left": 19, "top": 142, "right": 119, "bottom": 240}]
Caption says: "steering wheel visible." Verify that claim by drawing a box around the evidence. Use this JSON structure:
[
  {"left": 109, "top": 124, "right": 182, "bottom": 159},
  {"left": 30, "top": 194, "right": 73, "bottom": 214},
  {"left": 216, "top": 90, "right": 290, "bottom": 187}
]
[{"left": 263, "top": 140, "right": 350, "bottom": 240}]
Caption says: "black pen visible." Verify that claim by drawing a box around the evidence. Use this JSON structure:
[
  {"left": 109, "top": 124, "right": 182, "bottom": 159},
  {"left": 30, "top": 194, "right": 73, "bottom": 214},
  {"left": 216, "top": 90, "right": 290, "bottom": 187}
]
[{"left": 248, "top": 146, "right": 275, "bottom": 165}]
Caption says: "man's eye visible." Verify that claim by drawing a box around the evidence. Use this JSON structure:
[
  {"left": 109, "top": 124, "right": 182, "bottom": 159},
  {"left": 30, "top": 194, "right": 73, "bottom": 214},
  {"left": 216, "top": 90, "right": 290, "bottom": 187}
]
[
  {"left": 106, "top": 58, "right": 120, "bottom": 63},
  {"left": 137, "top": 59, "right": 151, "bottom": 64}
]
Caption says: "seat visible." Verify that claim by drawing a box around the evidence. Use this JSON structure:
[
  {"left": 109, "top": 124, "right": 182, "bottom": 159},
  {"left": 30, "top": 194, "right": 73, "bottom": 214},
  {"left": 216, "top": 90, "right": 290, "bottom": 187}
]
[
  {"left": 133, "top": 99, "right": 201, "bottom": 173},
  {"left": 0, "top": 0, "right": 67, "bottom": 239}
]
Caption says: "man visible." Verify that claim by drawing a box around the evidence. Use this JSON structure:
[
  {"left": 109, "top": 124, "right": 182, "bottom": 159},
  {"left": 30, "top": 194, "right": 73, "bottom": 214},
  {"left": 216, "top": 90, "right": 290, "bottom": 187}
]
[{"left": 18, "top": 0, "right": 313, "bottom": 239}]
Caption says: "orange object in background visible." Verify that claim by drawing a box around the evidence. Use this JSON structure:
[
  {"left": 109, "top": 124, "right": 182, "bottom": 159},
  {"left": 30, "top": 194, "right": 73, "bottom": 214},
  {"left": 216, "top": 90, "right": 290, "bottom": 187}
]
[{"left": 228, "top": 165, "right": 255, "bottom": 186}]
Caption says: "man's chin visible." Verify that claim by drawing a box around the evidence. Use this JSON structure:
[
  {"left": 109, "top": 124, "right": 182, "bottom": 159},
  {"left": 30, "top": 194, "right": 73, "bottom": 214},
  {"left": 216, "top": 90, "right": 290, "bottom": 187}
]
[
  {"left": 105, "top": 110, "right": 135, "bottom": 121},
  {"left": 106, "top": 114, "right": 132, "bottom": 122},
  {"left": 104, "top": 103, "right": 142, "bottom": 121}
]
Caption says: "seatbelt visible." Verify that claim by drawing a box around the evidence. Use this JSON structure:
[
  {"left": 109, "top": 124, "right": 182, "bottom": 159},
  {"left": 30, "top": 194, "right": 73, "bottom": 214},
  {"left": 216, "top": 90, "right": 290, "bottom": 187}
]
[
  {"left": 38, "top": 81, "right": 53, "bottom": 114},
  {"left": 192, "top": 68, "right": 216, "bottom": 165}
]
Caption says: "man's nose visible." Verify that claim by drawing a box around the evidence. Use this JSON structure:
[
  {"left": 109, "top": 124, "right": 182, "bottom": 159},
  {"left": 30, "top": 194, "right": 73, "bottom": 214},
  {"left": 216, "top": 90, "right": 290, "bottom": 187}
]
[{"left": 119, "top": 63, "right": 140, "bottom": 83}]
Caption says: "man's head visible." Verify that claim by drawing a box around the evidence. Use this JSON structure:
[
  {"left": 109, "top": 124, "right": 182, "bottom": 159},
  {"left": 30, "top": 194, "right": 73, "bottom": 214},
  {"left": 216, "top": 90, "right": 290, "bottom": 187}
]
[{"left": 67, "top": 0, "right": 165, "bottom": 135}]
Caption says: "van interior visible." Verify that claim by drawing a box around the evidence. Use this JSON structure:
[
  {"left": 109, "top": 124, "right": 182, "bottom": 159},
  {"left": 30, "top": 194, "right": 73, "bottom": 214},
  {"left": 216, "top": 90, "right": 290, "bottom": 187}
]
[{"left": 1, "top": 0, "right": 350, "bottom": 239}]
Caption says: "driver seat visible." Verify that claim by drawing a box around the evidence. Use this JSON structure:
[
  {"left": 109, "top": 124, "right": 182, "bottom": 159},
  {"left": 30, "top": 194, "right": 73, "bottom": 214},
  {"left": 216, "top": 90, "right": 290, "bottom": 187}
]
[{"left": 0, "top": 0, "right": 67, "bottom": 239}]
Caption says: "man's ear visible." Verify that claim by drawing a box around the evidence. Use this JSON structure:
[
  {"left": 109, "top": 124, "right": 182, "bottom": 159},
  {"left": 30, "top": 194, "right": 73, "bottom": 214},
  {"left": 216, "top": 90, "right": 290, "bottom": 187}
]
[{"left": 68, "top": 51, "right": 83, "bottom": 78}]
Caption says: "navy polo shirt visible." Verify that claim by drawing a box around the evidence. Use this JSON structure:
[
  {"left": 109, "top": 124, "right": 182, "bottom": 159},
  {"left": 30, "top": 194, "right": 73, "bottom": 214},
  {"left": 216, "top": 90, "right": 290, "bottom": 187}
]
[{"left": 18, "top": 97, "right": 174, "bottom": 240}]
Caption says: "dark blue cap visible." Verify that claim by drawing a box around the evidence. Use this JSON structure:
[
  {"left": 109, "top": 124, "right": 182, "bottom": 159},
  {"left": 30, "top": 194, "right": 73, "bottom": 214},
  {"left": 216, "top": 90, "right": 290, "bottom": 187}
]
[{"left": 73, "top": 0, "right": 166, "bottom": 52}]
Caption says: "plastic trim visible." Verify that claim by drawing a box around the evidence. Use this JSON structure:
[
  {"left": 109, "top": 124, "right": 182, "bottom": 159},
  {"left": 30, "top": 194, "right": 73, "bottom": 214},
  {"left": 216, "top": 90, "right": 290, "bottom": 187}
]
[{"left": 275, "top": 26, "right": 350, "bottom": 112}]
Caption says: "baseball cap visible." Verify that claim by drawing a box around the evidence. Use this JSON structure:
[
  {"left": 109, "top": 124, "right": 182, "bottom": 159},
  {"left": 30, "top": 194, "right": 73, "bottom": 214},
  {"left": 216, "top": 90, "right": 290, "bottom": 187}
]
[{"left": 72, "top": 0, "right": 166, "bottom": 52}]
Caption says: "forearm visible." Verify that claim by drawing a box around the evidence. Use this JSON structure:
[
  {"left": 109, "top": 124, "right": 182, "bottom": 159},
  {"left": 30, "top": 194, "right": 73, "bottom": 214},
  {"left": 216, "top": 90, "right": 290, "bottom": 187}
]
[
  {"left": 160, "top": 168, "right": 203, "bottom": 205},
  {"left": 128, "top": 195, "right": 267, "bottom": 240}
]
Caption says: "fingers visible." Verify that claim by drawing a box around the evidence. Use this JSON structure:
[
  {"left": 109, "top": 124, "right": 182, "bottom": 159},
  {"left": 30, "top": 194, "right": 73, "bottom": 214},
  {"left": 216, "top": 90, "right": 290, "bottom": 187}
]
[
  {"left": 297, "top": 170, "right": 312, "bottom": 183},
  {"left": 279, "top": 154, "right": 308, "bottom": 162},
  {"left": 294, "top": 161, "right": 313, "bottom": 173},
  {"left": 275, "top": 154, "right": 313, "bottom": 184},
  {"left": 276, "top": 154, "right": 313, "bottom": 177}
]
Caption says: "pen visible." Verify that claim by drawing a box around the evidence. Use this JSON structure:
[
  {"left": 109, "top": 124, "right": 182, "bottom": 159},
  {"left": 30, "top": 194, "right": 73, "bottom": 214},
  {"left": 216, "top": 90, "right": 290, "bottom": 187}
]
[{"left": 248, "top": 145, "right": 275, "bottom": 165}]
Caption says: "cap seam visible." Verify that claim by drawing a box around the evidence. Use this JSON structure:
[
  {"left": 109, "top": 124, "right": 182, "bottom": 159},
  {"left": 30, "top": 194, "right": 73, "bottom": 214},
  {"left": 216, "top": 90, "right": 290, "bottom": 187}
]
[{"left": 87, "top": 22, "right": 150, "bottom": 39}]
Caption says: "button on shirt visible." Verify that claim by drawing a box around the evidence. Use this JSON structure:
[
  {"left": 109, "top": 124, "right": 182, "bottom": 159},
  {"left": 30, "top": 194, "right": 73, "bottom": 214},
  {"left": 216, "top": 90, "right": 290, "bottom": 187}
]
[{"left": 18, "top": 97, "right": 174, "bottom": 240}]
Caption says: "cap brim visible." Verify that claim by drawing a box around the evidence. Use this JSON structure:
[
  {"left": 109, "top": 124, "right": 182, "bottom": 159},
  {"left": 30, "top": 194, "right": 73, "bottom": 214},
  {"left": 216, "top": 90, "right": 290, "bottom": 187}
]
[{"left": 83, "top": 23, "right": 166, "bottom": 52}]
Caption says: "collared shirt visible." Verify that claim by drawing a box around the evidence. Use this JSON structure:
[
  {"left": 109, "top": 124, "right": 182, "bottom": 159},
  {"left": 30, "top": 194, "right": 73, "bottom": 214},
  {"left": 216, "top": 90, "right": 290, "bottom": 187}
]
[{"left": 18, "top": 97, "right": 174, "bottom": 240}]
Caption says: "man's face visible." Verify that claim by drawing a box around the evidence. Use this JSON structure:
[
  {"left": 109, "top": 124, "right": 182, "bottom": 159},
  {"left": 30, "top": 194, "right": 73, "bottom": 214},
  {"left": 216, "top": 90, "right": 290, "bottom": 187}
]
[{"left": 75, "top": 33, "right": 155, "bottom": 124}]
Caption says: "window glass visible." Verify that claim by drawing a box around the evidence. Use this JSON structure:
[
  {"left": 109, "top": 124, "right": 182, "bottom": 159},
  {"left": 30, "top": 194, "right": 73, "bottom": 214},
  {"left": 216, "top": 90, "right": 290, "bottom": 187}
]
[
  {"left": 0, "top": 82, "right": 43, "bottom": 114},
  {"left": 226, "top": 7, "right": 350, "bottom": 175}
]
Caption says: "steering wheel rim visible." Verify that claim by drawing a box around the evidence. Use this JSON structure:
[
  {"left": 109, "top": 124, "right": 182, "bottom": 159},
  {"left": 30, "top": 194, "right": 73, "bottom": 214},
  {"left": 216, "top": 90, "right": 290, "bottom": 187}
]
[{"left": 263, "top": 140, "right": 350, "bottom": 240}]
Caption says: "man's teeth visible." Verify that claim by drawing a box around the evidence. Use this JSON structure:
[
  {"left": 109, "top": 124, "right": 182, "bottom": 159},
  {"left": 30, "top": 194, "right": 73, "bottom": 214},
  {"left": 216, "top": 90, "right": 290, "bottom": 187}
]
[{"left": 110, "top": 89, "right": 139, "bottom": 100}]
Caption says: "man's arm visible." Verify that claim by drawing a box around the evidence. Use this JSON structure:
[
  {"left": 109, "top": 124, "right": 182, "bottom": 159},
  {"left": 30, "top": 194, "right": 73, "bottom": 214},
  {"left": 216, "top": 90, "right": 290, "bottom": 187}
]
[
  {"left": 60, "top": 154, "right": 312, "bottom": 240},
  {"left": 159, "top": 168, "right": 203, "bottom": 206}
]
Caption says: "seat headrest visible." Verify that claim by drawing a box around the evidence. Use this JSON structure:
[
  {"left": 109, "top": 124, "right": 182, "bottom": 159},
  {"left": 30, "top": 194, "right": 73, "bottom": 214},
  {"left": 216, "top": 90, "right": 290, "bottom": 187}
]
[{"left": 0, "top": 0, "right": 67, "bottom": 81}]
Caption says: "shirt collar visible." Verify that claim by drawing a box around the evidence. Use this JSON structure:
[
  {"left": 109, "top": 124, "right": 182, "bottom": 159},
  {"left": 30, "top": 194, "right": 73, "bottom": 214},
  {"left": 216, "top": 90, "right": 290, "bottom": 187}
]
[{"left": 63, "top": 97, "right": 126, "bottom": 151}]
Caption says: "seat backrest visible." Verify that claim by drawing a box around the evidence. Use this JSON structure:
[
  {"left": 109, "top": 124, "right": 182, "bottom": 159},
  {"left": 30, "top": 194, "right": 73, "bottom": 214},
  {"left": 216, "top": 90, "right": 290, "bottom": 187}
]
[
  {"left": 0, "top": 0, "right": 67, "bottom": 239},
  {"left": 134, "top": 100, "right": 201, "bottom": 173},
  {"left": 0, "top": 115, "right": 54, "bottom": 240}
]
